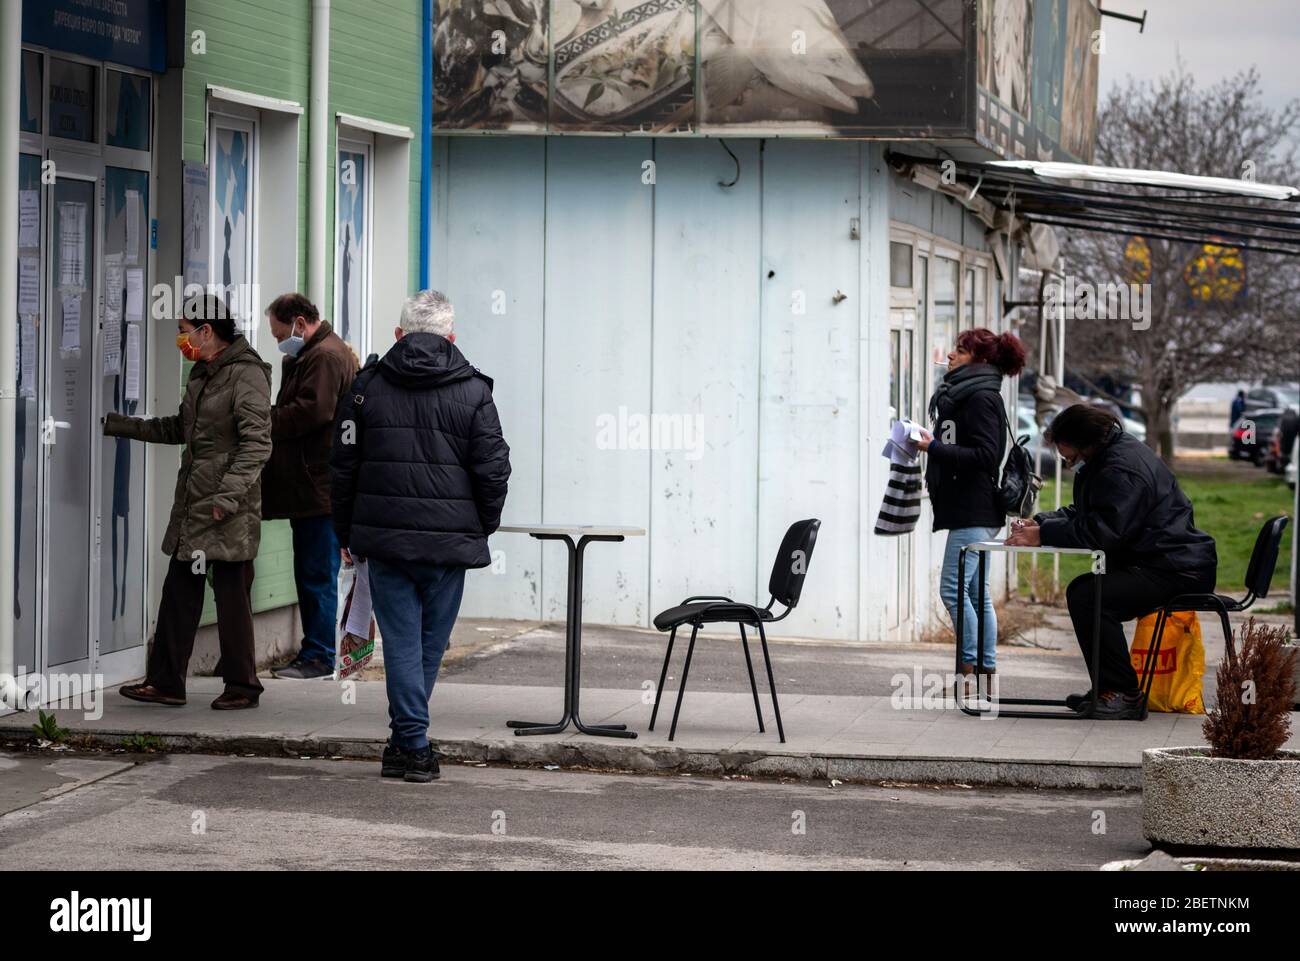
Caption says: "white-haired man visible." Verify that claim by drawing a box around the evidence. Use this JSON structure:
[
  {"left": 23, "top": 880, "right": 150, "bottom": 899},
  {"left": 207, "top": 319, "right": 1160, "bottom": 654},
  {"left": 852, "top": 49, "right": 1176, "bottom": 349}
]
[{"left": 331, "top": 290, "right": 511, "bottom": 782}]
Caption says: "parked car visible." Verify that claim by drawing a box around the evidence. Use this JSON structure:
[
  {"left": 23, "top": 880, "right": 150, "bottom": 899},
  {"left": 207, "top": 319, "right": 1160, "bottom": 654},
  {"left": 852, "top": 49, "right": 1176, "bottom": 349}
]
[
  {"left": 1267, "top": 408, "right": 1300, "bottom": 475},
  {"left": 1244, "top": 385, "right": 1300, "bottom": 415},
  {"left": 1229, "top": 408, "right": 1283, "bottom": 466}
]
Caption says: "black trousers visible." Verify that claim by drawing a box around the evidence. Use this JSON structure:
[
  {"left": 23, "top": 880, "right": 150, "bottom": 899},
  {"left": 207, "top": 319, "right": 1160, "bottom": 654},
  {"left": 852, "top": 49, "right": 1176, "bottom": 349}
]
[
  {"left": 148, "top": 556, "right": 263, "bottom": 699},
  {"left": 1064, "top": 566, "right": 1216, "bottom": 694}
]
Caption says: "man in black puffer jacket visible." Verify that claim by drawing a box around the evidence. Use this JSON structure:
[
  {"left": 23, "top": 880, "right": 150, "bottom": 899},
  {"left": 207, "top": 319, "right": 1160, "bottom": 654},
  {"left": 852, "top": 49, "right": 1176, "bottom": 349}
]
[
  {"left": 332, "top": 290, "right": 510, "bottom": 781},
  {"left": 1006, "top": 405, "right": 1216, "bottom": 720}
]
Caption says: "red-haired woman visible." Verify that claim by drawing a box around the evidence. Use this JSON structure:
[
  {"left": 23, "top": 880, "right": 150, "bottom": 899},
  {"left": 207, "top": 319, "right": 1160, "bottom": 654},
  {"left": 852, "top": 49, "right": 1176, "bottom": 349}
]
[{"left": 916, "top": 328, "right": 1026, "bottom": 686}]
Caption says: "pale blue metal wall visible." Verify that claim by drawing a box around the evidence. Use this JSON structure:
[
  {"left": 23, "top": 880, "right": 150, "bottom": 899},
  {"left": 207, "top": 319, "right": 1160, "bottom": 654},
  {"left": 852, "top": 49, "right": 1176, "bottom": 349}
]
[{"left": 428, "top": 138, "right": 905, "bottom": 641}]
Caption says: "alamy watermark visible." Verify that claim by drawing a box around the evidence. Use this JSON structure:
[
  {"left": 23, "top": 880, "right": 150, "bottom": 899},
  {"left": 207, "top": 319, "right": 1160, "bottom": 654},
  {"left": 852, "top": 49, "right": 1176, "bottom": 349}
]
[
  {"left": 0, "top": 671, "right": 103, "bottom": 720},
  {"left": 1044, "top": 274, "right": 1151, "bottom": 331},
  {"left": 595, "top": 406, "right": 706, "bottom": 461}
]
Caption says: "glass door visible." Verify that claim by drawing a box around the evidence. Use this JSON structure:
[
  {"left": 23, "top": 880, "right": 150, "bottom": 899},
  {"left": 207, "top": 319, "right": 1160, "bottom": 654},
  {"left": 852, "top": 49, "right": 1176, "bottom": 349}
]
[
  {"left": 42, "top": 160, "right": 100, "bottom": 675},
  {"left": 98, "top": 166, "right": 149, "bottom": 673}
]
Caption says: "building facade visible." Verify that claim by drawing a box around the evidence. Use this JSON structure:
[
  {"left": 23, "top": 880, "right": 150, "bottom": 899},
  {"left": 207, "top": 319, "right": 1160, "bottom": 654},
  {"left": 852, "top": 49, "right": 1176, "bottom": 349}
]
[
  {"left": 434, "top": 0, "right": 1100, "bottom": 641},
  {"left": 3, "top": 0, "right": 424, "bottom": 700}
]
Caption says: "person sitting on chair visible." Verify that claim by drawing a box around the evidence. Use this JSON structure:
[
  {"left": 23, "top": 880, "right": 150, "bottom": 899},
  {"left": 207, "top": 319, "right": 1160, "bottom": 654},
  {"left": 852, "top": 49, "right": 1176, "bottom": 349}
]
[{"left": 1004, "top": 404, "right": 1217, "bottom": 719}]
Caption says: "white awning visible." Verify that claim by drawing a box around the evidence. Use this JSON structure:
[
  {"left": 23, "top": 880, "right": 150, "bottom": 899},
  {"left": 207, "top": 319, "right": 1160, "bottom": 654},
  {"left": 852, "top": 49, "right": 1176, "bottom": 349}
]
[{"left": 988, "top": 160, "right": 1300, "bottom": 202}]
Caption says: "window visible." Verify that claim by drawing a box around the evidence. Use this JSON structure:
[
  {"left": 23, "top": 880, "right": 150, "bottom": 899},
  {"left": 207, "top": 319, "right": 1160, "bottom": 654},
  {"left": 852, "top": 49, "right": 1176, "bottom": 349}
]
[
  {"left": 106, "top": 71, "right": 151, "bottom": 151},
  {"left": 931, "top": 255, "right": 960, "bottom": 392},
  {"left": 889, "top": 241, "right": 913, "bottom": 288},
  {"left": 209, "top": 115, "right": 258, "bottom": 338},
  {"left": 20, "top": 50, "right": 41, "bottom": 134},
  {"left": 48, "top": 58, "right": 96, "bottom": 143},
  {"left": 334, "top": 136, "right": 374, "bottom": 354},
  {"left": 964, "top": 263, "right": 988, "bottom": 330}
]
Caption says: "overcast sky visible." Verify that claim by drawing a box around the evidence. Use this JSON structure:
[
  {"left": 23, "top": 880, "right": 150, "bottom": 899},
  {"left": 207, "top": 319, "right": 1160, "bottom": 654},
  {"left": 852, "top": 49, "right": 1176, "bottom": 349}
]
[{"left": 1097, "top": 0, "right": 1299, "bottom": 112}]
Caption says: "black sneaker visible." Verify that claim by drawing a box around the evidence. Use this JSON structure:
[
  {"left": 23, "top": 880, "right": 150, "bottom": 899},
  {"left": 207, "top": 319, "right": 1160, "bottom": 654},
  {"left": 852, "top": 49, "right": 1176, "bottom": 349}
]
[
  {"left": 381, "top": 742, "right": 406, "bottom": 779},
  {"left": 273, "top": 657, "right": 333, "bottom": 680},
  {"left": 403, "top": 745, "right": 441, "bottom": 783},
  {"left": 1077, "top": 691, "right": 1145, "bottom": 720},
  {"left": 1065, "top": 690, "right": 1094, "bottom": 711}
]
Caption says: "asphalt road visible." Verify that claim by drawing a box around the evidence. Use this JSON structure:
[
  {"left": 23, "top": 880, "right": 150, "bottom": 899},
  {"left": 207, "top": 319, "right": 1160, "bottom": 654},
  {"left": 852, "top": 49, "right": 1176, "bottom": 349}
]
[{"left": 0, "top": 752, "right": 1147, "bottom": 870}]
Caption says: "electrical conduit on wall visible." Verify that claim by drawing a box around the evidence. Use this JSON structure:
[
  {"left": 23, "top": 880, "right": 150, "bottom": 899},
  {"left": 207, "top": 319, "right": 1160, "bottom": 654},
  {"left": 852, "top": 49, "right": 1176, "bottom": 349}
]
[{"left": 308, "top": 0, "right": 330, "bottom": 306}]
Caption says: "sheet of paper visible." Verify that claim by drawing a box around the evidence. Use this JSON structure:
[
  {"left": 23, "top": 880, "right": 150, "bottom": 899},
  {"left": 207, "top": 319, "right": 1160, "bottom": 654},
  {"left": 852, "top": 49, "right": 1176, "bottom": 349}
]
[
  {"left": 125, "top": 189, "right": 140, "bottom": 265},
  {"left": 19, "top": 315, "right": 36, "bottom": 400},
  {"left": 344, "top": 559, "right": 373, "bottom": 637},
  {"left": 125, "top": 324, "right": 141, "bottom": 401},
  {"left": 104, "top": 254, "right": 124, "bottom": 316},
  {"left": 18, "top": 256, "right": 39, "bottom": 315},
  {"left": 58, "top": 202, "right": 86, "bottom": 288},
  {"left": 103, "top": 305, "right": 122, "bottom": 375},
  {"left": 19, "top": 190, "right": 39, "bottom": 248},
  {"left": 61, "top": 292, "right": 81, "bottom": 355},
  {"left": 125, "top": 268, "right": 144, "bottom": 322}
]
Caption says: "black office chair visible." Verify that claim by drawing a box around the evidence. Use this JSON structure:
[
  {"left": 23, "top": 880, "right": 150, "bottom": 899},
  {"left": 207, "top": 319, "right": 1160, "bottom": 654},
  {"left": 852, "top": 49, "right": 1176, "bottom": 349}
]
[
  {"left": 649, "top": 519, "right": 821, "bottom": 744},
  {"left": 1138, "top": 515, "right": 1290, "bottom": 708}
]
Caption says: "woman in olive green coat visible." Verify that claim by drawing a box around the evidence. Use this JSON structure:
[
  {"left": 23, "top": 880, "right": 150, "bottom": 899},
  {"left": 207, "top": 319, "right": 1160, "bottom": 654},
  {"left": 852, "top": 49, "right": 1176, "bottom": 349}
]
[{"left": 106, "top": 296, "right": 273, "bottom": 710}]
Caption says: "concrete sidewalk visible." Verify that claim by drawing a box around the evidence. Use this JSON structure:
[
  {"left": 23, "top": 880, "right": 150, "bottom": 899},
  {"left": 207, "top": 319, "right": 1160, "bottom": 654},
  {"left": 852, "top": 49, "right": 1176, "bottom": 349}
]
[
  {"left": 5, "top": 608, "right": 1294, "bottom": 790},
  {"left": 8, "top": 674, "right": 1294, "bottom": 790}
]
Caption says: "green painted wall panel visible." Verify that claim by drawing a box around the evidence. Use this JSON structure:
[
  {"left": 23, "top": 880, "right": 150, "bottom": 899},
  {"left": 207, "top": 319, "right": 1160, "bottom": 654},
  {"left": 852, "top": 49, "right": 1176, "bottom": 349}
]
[{"left": 185, "top": 0, "right": 422, "bottom": 622}]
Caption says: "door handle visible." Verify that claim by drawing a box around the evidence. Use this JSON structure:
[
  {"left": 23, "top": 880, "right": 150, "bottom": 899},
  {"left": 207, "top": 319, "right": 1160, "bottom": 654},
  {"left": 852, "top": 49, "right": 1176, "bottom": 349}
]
[{"left": 40, "top": 418, "right": 72, "bottom": 445}]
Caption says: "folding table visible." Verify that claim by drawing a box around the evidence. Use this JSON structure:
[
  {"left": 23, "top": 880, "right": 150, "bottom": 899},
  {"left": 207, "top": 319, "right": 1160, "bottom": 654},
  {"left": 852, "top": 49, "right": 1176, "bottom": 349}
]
[
  {"left": 496, "top": 525, "right": 645, "bottom": 739},
  {"left": 956, "top": 541, "right": 1106, "bottom": 719}
]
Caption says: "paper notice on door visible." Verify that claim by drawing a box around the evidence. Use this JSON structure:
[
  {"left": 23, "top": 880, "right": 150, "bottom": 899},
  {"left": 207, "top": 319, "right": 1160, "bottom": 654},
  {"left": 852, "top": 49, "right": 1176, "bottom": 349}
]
[
  {"left": 19, "top": 315, "right": 36, "bottom": 400},
  {"left": 19, "top": 190, "right": 39, "bottom": 248},
  {"left": 18, "top": 256, "right": 39, "bottom": 315},
  {"left": 103, "top": 308, "right": 122, "bottom": 375},
  {"left": 125, "top": 268, "right": 144, "bottom": 322},
  {"left": 105, "top": 254, "right": 124, "bottom": 314},
  {"left": 58, "top": 202, "right": 86, "bottom": 289},
  {"left": 125, "top": 189, "right": 141, "bottom": 265},
  {"left": 125, "top": 323, "right": 142, "bottom": 401},
  {"left": 60, "top": 292, "right": 81, "bottom": 357}
]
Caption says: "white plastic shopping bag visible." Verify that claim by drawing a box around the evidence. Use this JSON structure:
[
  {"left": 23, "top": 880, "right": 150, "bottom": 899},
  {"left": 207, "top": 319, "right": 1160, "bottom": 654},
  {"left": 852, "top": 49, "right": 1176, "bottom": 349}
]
[{"left": 336, "top": 558, "right": 376, "bottom": 679}]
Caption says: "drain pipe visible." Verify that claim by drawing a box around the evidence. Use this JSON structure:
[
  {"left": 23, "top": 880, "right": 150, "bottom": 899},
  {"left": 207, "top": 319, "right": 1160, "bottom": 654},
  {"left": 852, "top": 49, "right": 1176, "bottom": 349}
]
[
  {"left": 308, "top": 0, "right": 330, "bottom": 306},
  {"left": 0, "top": 0, "right": 21, "bottom": 688}
]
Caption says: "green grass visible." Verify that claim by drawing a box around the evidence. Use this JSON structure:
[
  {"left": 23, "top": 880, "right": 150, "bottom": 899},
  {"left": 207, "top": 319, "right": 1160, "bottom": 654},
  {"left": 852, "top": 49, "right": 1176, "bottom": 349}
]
[{"left": 1018, "top": 460, "right": 1295, "bottom": 598}]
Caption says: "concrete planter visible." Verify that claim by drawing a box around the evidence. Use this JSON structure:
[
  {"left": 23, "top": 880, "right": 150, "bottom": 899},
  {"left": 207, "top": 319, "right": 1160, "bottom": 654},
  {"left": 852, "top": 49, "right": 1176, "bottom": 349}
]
[{"left": 1142, "top": 747, "right": 1300, "bottom": 850}]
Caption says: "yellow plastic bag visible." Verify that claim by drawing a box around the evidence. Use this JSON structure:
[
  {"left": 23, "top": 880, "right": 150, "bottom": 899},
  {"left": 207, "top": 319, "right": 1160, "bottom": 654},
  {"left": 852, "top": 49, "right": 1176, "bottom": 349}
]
[{"left": 1130, "top": 611, "right": 1205, "bottom": 714}]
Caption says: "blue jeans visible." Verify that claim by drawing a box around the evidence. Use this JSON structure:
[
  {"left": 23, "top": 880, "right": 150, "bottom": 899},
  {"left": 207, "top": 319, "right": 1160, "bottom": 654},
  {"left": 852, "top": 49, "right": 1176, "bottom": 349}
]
[
  {"left": 368, "top": 558, "right": 466, "bottom": 750},
  {"left": 291, "top": 516, "right": 341, "bottom": 665},
  {"left": 940, "top": 527, "right": 1001, "bottom": 669}
]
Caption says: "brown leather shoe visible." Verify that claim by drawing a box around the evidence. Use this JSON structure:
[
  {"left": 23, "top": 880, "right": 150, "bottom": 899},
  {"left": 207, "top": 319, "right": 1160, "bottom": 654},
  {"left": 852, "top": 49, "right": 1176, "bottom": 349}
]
[
  {"left": 211, "top": 692, "right": 259, "bottom": 711},
  {"left": 119, "top": 684, "right": 186, "bottom": 707}
]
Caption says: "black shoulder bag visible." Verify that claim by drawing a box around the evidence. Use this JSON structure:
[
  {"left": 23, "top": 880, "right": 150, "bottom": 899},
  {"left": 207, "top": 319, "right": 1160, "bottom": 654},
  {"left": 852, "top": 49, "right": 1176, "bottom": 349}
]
[{"left": 995, "top": 408, "right": 1043, "bottom": 519}]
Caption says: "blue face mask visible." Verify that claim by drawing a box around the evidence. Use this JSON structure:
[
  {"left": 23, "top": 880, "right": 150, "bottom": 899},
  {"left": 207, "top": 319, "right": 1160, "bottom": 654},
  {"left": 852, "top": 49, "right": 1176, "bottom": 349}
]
[{"left": 278, "top": 322, "right": 305, "bottom": 357}]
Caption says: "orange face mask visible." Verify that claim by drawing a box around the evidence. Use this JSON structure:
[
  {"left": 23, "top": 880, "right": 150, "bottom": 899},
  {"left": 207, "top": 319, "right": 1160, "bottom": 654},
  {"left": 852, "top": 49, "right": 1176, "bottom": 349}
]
[{"left": 176, "top": 328, "right": 204, "bottom": 362}]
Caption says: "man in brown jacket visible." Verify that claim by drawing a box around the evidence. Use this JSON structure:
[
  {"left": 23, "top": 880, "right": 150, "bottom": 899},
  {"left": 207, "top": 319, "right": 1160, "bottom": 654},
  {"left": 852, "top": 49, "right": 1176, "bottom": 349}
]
[{"left": 262, "top": 293, "right": 359, "bottom": 678}]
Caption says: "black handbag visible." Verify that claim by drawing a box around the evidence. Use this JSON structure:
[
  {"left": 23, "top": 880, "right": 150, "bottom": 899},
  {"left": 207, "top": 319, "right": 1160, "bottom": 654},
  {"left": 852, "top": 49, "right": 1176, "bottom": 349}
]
[{"left": 995, "top": 409, "right": 1042, "bottom": 519}]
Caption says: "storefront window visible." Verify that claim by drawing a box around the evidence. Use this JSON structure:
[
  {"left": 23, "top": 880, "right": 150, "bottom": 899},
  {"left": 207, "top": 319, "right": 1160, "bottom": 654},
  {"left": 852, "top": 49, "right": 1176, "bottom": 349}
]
[
  {"left": 107, "top": 71, "right": 151, "bottom": 151},
  {"left": 48, "top": 58, "right": 96, "bottom": 143}
]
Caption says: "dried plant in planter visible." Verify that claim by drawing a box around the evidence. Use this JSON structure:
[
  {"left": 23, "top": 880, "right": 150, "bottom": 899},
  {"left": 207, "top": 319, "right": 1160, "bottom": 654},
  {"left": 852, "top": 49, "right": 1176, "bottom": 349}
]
[{"left": 1202, "top": 618, "right": 1296, "bottom": 760}]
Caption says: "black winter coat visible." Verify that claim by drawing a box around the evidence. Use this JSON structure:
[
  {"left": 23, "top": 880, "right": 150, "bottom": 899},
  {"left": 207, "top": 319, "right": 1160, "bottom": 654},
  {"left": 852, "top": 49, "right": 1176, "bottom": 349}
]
[
  {"left": 925, "top": 388, "right": 1007, "bottom": 531},
  {"left": 330, "top": 333, "right": 511, "bottom": 568},
  {"left": 1035, "top": 431, "right": 1217, "bottom": 576}
]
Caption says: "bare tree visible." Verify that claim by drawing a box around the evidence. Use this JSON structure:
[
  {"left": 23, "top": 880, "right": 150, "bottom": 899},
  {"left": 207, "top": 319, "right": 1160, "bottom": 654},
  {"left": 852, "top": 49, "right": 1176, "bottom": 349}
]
[{"left": 1058, "top": 66, "right": 1300, "bottom": 461}]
